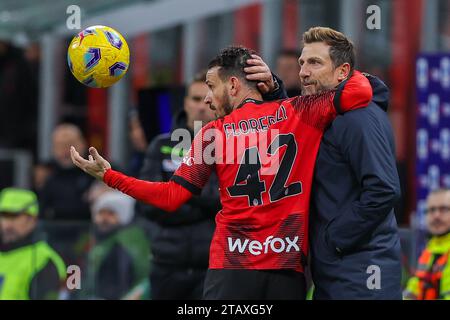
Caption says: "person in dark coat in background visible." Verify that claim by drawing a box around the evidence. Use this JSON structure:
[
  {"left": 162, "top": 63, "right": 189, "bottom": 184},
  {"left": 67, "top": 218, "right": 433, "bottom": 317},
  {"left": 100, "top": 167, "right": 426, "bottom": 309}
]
[
  {"left": 39, "top": 123, "right": 94, "bottom": 221},
  {"left": 275, "top": 49, "right": 301, "bottom": 97},
  {"left": 38, "top": 124, "right": 95, "bottom": 267},
  {"left": 298, "top": 27, "right": 402, "bottom": 299},
  {"left": 137, "top": 71, "right": 220, "bottom": 299}
]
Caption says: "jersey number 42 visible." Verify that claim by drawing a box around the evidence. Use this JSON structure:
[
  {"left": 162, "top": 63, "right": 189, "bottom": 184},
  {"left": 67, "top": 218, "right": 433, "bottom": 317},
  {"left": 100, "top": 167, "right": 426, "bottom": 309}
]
[{"left": 227, "top": 133, "right": 303, "bottom": 207}]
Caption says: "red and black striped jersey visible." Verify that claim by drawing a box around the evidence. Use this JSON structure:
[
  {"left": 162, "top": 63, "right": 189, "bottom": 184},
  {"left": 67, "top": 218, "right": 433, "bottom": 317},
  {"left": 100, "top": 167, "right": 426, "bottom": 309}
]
[{"left": 171, "top": 71, "right": 372, "bottom": 272}]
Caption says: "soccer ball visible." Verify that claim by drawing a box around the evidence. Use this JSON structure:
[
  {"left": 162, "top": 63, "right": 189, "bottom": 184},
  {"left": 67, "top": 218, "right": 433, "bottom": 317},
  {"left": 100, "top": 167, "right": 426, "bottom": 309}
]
[{"left": 67, "top": 25, "right": 130, "bottom": 88}]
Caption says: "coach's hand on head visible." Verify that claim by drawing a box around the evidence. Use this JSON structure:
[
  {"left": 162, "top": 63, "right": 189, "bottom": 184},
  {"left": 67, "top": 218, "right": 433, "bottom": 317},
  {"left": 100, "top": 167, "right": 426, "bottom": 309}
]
[
  {"left": 244, "top": 54, "right": 275, "bottom": 94},
  {"left": 70, "top": 146, "right": 111, "bottom": 180}
]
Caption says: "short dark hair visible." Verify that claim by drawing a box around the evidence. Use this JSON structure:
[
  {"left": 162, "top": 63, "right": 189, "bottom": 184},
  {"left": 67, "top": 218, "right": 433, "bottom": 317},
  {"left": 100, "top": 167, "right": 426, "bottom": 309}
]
[
  {"left": 277, "top": 49, "right": 300, "bottom": 60},
  {"left": 302, "top": 27, "right": 355, "bottom": 71},
  {"left": 208, "top": 46, "right": 257, "bottom": 89}
]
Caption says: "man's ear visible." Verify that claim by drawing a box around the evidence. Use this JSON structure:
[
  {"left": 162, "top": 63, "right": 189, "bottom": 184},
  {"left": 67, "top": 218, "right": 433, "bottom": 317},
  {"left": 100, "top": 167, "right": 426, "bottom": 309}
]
[
  {"left": 337, "top": 63, "right": 351, "bottom": 82},
  {"left": 229, "top": 76, "right": 240, "bottom": 97}
]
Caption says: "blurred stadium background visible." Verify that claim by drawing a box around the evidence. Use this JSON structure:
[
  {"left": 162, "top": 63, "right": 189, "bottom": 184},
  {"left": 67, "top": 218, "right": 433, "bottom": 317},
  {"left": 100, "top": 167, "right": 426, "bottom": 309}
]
[{"left": 0, "top": 0, "right": 449, "bottom": 299}]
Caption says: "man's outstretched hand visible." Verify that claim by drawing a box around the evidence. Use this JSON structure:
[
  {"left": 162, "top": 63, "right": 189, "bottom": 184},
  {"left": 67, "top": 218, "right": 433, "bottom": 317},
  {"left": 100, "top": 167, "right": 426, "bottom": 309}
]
[
  {"left": 70, "top": 146, "right": 111, "bottom": 181},
  {"left": 245, "top": 54, "right": 275, "bottom": 94}
]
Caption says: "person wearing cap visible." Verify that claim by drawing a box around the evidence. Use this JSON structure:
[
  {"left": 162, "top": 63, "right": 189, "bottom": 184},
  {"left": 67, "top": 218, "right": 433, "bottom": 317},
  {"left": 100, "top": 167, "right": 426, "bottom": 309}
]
[
  {"left": 83, "top": 191, "right": 151, "bottom": 300},
  {"left": 404, "top": 188, "right": 450, "bottom": 300},
  {"left": 0, "top": 187, "right": 67, "bottom": 300}
]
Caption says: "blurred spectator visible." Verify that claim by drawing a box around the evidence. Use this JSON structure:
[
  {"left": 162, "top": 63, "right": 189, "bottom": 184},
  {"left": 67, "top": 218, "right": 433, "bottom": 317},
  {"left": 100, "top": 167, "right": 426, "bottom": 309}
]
[
  {"left": 24, "top": 42, "right": 40, "bottom": 76},
  {"left": 0, "top": 40, "right": 37, "bottom": 157},
  {"left": 0, "top": 188, "right": 66, "bottom": 300},
  {"left": 32, "top": 161, "right": 53, "bottom": 193},
  {"left": 39, "top": 123, "right": 95, "bottom": 220},
  {"left": 404, "top": 188, "right": 450, "bottom": 300},
  {"left": 275, "top": 49, "right": 301, "bottom": 97},
  {"left": 128, "top": 108, "right": 148, "bottom": 177},
  {"left": 87, "top": 180, "right": 114, "bottom": 205},
  {"left": 137, "top": 71, "right": 220, "bottom": 299},
  {"left": 84, "top": 191, "right": 150, "bottom": 300}
]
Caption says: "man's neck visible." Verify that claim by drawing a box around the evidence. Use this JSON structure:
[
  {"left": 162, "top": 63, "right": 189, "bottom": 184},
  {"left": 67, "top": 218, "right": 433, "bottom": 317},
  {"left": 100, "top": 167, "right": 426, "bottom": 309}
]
[
  {"left": 0, "top": 231, "right": 37, "bottom": 252},
  {"left": 233, "top": 89, "right": 263, "bottom": 110}
]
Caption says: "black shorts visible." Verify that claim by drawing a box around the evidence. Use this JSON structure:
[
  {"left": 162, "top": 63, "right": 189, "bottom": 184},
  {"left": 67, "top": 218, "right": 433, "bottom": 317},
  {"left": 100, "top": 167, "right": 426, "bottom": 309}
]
[
  {"left": 203, "top": 269, "right": 306, "bottom": 300},
  {"left": 150, "top": 264, "right": 207, "bottom": 300}
]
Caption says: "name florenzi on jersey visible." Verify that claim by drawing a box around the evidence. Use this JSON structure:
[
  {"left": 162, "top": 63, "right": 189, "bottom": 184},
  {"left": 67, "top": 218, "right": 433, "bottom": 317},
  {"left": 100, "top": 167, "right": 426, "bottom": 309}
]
[{"left": 223, "top": 105, "right": 288, "bottom": 138}]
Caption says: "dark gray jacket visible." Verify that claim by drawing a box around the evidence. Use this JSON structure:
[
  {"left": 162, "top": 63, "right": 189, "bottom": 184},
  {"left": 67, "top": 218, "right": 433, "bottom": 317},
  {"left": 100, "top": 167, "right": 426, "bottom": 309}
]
[{"left": 310, "top": 75, "right": 402, "bottom": 299}]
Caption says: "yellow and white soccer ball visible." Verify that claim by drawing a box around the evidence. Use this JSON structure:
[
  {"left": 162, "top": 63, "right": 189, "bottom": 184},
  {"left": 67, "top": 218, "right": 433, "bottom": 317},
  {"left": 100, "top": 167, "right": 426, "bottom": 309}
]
[{"left": 67, "top": 25, "right": 130, "bottom": 88}]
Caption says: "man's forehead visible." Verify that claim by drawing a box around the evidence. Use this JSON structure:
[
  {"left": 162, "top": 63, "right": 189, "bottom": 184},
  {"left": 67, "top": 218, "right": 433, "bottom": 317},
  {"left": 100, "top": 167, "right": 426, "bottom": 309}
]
[
  {"left": 428, "top": 191, "right": 450, "bottom": 204},
  {"left": 300, "top": 42, "right": 331, "bottom": 60},
  {"left": 206, "top": 67, "right": 220, "bottom": 81},
  {"left": 278, "top": 55, "right": 298, "bottom": 63},
  {"left": 53, "top": 129, "right": 82, "bottom": 143},
  {"left": 188, "top": 85, "right": 207, "bottom": 98},
  {"left": 189, "top": 81, "right": 208, "bottom": 92}
]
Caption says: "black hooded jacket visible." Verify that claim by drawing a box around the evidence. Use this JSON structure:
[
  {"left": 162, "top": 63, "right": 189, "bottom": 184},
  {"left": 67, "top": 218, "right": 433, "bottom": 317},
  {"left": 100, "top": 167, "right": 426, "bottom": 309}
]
[
  {"left": 38, "top": 161, "right": 95, "bottom": 221},
  {"left": 310, "top": 74, "right": 402, "bottom": 299}
]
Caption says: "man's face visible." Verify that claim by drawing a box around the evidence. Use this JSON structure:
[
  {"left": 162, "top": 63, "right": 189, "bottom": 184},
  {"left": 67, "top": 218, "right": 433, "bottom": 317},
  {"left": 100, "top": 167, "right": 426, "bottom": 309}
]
[
  {"left": 53, "top": 127, "right": 86, "bottom": 168},
  {"left": 276, "top": 55, "right": 301, "bottom": 90},
  {"left": 426, "top": 191, "right": 450, "bottom": 236},
  {"left": 0, "top": 213, "right": 37, "bottom": 244},
  {"left": 204, "top": 67, "right": 233, "bottom": 118},
  {"left": 184, "top": 81, "right": 216, "bottom": 128},
  {"left": 93, "top": 209, "right": 120, "bottom": 233},
  {"left": 129, "top": 116, "right": 147, "bottom": 152},
  {"left": 299, "top": 42, "right": 342, "bottom": 96}
]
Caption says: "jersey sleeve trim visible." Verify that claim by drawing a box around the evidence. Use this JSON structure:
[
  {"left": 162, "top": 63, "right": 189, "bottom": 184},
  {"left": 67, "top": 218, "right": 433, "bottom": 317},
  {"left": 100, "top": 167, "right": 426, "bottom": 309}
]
[{"left": 171, "top": 175, "right": 202, "bottom": 195}]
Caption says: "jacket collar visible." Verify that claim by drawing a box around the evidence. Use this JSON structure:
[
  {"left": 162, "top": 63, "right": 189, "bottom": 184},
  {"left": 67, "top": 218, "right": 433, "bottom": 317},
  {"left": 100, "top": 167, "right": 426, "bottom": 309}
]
[
  {"left": 428, "top": 232, "right": 450, "bottom": 254},
  {"left": 363, "top": 73, "right": 390, "bottom": 112},
  {"left": 0, "top": 230, "right": 40, "bottom": 252}
]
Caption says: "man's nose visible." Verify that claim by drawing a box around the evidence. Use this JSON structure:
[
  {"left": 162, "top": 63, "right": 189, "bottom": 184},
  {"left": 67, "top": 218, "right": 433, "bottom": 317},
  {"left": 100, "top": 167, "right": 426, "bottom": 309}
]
[{"left": 299, "top": 66, "right": 310, "bottom": 80}]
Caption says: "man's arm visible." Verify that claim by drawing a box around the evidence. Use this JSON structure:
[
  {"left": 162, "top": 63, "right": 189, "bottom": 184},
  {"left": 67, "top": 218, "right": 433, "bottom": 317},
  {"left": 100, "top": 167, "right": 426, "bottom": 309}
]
[
  {"left": 70, "top": 146, "right": 192, "bottom": 212},
  {"left": 70, "top": 124, "right": 215, "bottom": 212},
  {"left": 324, "top": 107, "right": 401, "bottom": 254},
  {"left": 104, "top": 170, "right": 192, "bottom": 212},
  {"left": 29, "top": 261, "right": 62, "bottom": 300},
  {"left": 136, "top": 136, "right": 178, "bottom": 218},
  {"left": 289, "top": 71, "right": 373, "bottom": 130},
  {"left": 244, "top": 54, "right": 372, "bottom": 114},
  {"left": 138, "top": 136, "right": 220, "bottom": 222},
  {"left": 262, "top": 74, "right": 288, "bottom": 101}
]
